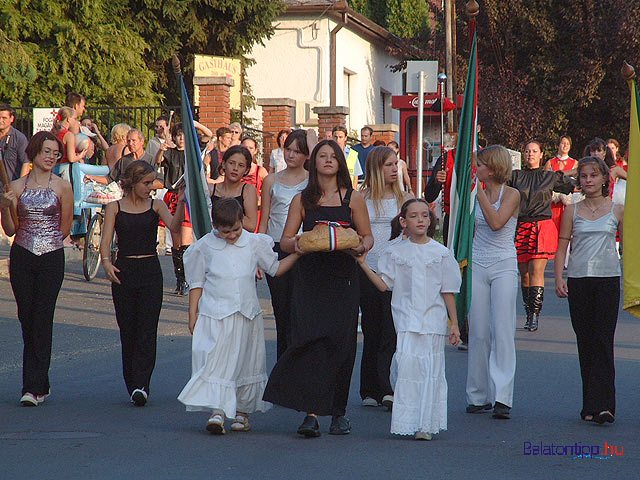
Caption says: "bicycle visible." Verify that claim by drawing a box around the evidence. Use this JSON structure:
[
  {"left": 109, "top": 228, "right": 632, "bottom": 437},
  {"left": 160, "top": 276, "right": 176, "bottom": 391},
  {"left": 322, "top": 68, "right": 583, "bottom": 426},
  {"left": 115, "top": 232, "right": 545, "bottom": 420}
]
[{"left": 83, "top": 207, "right": 117, "bottom": 281}]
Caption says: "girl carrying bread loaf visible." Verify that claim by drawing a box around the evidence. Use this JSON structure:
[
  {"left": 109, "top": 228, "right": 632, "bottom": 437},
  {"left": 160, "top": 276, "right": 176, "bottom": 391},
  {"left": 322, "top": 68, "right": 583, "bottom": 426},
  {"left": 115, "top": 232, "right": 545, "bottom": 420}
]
[{"left": 263, "top": 139, "right": 374, "bottom": 437}]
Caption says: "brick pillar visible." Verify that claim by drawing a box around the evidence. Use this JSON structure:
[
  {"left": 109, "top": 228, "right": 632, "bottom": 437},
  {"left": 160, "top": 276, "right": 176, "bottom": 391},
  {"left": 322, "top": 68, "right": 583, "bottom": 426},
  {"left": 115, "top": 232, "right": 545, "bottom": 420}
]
[
  {"left": 194, "top": 77, "right": 234, "bottom": 131},
  {"left": 313, "top": 106, "right": 349, "bottom": 138},
  {"left": 257, "top": 98, "right": 295, "bottom": 163},
  {"left": 370, "top": 123, "right": 399, "bottom": 145}
]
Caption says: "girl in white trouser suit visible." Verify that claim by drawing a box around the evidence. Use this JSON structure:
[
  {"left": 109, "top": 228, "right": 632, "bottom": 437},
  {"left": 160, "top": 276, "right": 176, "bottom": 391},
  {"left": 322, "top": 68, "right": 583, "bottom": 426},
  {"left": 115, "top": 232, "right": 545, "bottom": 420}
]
[{"left": 466, "top": 146, "right": 521, "bottom": 419}]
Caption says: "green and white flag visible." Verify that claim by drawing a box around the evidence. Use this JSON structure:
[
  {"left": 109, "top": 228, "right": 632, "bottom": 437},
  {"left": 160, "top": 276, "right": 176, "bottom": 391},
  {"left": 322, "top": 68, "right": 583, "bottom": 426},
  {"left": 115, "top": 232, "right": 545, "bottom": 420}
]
[{"left": 448, "top": 24, "right": 478, "bottom": 326}]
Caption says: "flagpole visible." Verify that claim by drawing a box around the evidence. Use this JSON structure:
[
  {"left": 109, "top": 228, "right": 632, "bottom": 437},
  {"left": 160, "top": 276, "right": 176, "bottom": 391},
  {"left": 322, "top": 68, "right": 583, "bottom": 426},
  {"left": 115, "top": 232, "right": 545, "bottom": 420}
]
[{"left": 416, "top": 71, "right": 425, "bottom": 198}]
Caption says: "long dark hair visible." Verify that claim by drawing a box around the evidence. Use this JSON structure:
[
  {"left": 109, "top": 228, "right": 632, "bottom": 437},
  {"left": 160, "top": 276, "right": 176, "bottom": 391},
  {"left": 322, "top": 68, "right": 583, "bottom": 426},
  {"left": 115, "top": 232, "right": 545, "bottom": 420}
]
[
  {"left": 300, "top": 140, "right": 352, "bottom": 209},
  {"left": 583, "top": 138, "right": 616, "bottom": 168},
  {"left": 390, "top": 198, "right": 436, "bottom": 240}
]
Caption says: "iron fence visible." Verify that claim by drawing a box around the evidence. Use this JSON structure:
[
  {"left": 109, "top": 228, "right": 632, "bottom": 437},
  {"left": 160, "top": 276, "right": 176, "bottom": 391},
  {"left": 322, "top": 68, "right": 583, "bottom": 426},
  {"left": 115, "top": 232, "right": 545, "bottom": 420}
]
[{"left": 12, "top": 105, "right": 199, "bottom": 142}]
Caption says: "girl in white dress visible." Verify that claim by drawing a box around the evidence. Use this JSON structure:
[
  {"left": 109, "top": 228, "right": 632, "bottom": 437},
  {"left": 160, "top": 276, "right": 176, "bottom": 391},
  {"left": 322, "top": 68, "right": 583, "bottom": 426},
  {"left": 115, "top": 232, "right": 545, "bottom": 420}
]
[
  {"left": 178, "top": 198, "right": 299, "bottom": 434},
  {"left": 357, "top": 198, "right": 461, "bottom": 440}
]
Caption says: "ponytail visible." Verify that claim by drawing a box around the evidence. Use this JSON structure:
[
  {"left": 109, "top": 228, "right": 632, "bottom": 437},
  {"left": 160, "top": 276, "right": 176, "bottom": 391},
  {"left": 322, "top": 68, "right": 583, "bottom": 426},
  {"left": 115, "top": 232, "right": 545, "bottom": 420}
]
[{"left": 389, "top": 198, "right": 434, "bottom": 241}]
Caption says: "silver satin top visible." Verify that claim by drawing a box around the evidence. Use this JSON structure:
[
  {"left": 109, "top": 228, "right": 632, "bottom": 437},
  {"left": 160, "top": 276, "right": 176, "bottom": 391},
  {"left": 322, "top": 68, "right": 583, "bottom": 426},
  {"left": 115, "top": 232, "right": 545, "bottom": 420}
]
[
  {"left": 366, "top": 197, "right": 401, "bottom": 271},
  {"left": 567, "top": 204, "right": 620, "bottom": 278},
  {"left": 14, "top": 184, "right": 64, "bottom": 256},
  {"left": 473, "top": 185, "right": 517, "bottom": 268},
  {"left": 267, "top": 176, "right": 307, "bottom": 242}
]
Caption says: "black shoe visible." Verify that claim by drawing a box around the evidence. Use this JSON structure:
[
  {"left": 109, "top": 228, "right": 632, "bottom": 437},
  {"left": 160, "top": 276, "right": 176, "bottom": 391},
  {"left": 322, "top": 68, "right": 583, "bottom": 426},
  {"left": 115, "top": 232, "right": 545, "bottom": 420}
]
[
  {"left": 297, "top": 415, "right": 321, "bottom": 437},
  {"left": 466, "top": 403, "right": 492, "bottom": 414},
  {"left": 595, "top": 411, "right": 615, "bottom": 424},
  {"left": 130, "top": 388, "right": 148, "bottom": 407},
  {"left": 527, "top": 286, "right": 544, "bottom": 332},
  {"left": 492, "top": 402, "right": 510, "bottom": 419},
  {"left": 178, "top": 281, "right": 189, "bottom": 296},
  {"left": 329, "top": 415, "right": 351, "bottom": 435}
]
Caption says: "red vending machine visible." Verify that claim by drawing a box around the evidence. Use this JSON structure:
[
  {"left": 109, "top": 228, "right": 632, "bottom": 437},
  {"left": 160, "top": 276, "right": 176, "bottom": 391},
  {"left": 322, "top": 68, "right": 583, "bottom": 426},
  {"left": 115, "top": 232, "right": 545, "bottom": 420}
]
[{"left": 392, "top": 93, "right": 463, "bottom": 193}]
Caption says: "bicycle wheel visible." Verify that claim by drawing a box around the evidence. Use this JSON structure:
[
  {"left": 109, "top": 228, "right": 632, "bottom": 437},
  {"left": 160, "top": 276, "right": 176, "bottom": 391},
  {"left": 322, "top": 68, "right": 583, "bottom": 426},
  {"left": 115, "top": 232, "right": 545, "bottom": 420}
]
[
  {"left": 110, "top": 232, "right": 118, "bottom": 264},
  {"left": 83, "top": 213, "right": 103, "bottom": 281}
]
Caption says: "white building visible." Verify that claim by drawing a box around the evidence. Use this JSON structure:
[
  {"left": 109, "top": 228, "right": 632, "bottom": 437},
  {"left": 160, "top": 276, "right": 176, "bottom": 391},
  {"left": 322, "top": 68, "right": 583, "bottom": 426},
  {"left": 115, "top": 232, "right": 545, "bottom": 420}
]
[{"left": 245, "top": 0, "right": 412, "bottom": 134}]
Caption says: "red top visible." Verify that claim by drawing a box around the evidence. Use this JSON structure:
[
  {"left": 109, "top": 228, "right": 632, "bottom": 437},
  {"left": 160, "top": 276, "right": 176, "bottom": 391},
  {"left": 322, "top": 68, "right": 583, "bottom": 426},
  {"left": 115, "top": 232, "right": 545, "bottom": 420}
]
[
  {"left": 55, "top": 129, "right": 70, "bottom": 164},
  {"left": 548, "top": 156, "right": 576, "bottom": 172},
  {"left": 242, "top": 163, "right": 268, "bottom": 197}
]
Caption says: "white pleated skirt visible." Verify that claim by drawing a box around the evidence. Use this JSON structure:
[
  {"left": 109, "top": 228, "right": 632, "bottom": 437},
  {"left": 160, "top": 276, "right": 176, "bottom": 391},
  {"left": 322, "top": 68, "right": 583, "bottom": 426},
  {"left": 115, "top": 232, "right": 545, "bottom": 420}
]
[
  {"left": 178, "top": 312, "right": 272, "bottom": 418},
  {"left": 390, "top": 332, "right": 447, "bottom": 436}
]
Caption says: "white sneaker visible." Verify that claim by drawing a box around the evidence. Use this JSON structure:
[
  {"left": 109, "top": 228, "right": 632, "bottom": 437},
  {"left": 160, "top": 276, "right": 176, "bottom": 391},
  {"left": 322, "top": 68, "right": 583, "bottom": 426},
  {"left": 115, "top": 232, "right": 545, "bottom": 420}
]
[
  {"left": 362, "top": 397, "right": 379, "bottom": 407},
  {"left": 36, "top": 389, "right": 51, "bottom": 404},
  {"left": 381, "top": 394, "right": 394, "bottom": 410},
  {"left": 415, "top": 431, "right": 432, "bottom": 441},
  {"left": 130, "top": 388, "right": 148, "bottom": 406},
  {"left": 20, "top": 393, "right": 38, "bottom": 407}
]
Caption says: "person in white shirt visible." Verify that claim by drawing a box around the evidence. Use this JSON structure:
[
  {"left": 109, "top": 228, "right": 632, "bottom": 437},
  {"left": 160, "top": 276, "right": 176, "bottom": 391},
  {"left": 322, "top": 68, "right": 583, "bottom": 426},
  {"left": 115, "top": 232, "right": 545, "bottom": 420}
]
[
  {"left": 178, "top": 198, "right": 300, "bottom": 435},
  {"left": 465, "top": 146, "right": 520, "bottom": 420},
  {"left": 268, "top": 128, "right": 291, "bottom": 173},
  {"left": 357, "top": 198, "right": 461, "bottom": 441}
]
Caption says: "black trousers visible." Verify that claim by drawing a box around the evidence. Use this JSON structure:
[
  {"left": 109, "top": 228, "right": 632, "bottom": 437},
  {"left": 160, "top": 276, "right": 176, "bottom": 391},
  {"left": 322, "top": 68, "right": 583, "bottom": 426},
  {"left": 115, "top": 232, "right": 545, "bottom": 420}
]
[
  {"left": 265, "top": 243, "right": 293, "bottom": 360},
  {"left": 358, "top": 269, "right": 396, "bottom": 402},
  {"left": 10, "top": 244, "right": 65, "bottom": 396},
  {"left": 567, "top": 276, "right": 619, "bottom": 417},
  {"left": 111, "top": 256, "right": 163, "bottom": 395}
]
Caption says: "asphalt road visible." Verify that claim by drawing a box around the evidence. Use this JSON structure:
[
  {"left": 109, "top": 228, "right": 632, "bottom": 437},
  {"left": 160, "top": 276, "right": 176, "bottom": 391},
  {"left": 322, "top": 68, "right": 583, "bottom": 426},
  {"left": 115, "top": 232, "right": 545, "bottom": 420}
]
[{"left": 1, "top": 247, "right": 639, "bottom": 479}]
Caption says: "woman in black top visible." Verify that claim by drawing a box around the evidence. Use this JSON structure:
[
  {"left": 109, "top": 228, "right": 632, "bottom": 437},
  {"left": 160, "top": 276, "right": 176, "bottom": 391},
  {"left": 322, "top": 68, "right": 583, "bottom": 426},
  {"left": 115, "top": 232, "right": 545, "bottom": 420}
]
[
  {"left": 156, "top": 123, "right": 192, "bottom": 295},
  {"left": 100, "top": 161, "right": 185, "bottom": 406},
  {"left": 510, "top": 140, "right": 574, "bottom": 332},
  {"left": 207, "top": 145, "right": 258, "bottom": 231},
  {"left": 263, "top": 140, "right": 373, "bottom": 437}
]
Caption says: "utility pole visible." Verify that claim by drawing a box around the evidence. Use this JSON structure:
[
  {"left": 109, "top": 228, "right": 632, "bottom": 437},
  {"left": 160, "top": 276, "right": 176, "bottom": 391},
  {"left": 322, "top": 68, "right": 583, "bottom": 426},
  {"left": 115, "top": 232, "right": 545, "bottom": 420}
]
[{"left": 444, "top": 0, "right": 454, "bottom": 133}]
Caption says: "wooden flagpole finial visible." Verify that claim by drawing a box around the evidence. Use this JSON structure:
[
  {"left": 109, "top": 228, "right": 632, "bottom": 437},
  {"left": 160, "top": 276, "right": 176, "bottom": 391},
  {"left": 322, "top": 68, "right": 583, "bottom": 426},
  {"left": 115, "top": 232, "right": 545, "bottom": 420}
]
[
  {"left": 466, "top": 0, "right": 479, "bottom": 17},
  {"left": 172, "top": 55, "right": 182, "bottom": 75},
  {"left": 622, "top": 61, "right": 636, "bottom": 82}
]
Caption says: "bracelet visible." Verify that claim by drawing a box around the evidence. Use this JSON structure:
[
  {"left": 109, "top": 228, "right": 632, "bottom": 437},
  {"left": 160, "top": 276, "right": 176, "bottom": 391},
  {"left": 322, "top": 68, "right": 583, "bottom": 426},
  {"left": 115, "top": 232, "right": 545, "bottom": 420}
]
[
  {"left": 558, "top": 236, "right": 571, "bottom": 241},
  {"left": 101, "top": 258, "right": 112, "bottom": 263}
]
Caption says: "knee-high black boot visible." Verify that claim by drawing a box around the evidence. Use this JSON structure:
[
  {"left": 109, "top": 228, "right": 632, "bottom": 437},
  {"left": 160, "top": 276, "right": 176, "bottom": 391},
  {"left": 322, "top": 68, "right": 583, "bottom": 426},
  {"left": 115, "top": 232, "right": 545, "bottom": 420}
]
[
  {"left": 177, "top": 245, "right": 190, "bottom": 296},
  {"left": 521, "top": 286, "right": 532, "bottom": 330},
  {"left": 171, "top": 248, "right": 181, "bottom": 294},
  {"left": 528, "top": 286, "right": 544, "bottom": 332}
]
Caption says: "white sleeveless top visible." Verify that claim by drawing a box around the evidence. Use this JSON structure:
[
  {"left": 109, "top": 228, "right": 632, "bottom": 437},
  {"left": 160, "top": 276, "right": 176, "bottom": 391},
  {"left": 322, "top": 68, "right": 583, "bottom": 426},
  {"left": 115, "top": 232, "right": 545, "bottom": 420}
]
[
  {"left": 267, "top": 175, "right": 308, "bottom": 242},
  {"left": 567, "top": 204, "right": 620, "bottom": 278},
  {"left": 365, "top": 197, "right": 401, "bottom": 271},
  {"left": 472, "top": 185, "right": 517, "bottom": 267}
]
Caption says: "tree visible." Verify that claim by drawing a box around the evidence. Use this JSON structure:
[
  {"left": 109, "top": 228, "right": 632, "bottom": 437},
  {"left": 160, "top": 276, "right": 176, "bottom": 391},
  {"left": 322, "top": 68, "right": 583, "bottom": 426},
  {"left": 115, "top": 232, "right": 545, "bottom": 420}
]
[
  {"left": 126, "top": 0, "right": 285, "bottom": 107},
  {"left": 0, "top": 0, "right": 158, "bottom": 107},
  {"left": 456, "top": 0, "right": 640, "bottom": 153}
]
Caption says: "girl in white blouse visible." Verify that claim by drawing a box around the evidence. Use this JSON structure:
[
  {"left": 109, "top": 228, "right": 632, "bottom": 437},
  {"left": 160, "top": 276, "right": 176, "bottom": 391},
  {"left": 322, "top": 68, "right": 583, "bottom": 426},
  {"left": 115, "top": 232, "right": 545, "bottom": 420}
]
[
  {"left": 178, "top": 198, "right": 300, "bottom": 435},
  {"left": 357, "top": 198, "right": 461, "bottom": 440}
]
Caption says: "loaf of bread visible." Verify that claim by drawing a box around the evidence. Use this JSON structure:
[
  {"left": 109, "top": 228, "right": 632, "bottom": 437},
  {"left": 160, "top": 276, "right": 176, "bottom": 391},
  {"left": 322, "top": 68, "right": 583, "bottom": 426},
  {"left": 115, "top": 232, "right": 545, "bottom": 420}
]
[{"left": 298, "top": 223, "right": 360, "bottom": 252}]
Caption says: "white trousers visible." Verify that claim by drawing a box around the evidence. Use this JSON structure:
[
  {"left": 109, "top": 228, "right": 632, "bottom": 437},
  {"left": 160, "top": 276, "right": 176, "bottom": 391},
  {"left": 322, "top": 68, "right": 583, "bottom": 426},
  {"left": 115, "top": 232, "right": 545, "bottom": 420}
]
[{"left": 466, "top": 258, "right": 517, "bottom": 408}]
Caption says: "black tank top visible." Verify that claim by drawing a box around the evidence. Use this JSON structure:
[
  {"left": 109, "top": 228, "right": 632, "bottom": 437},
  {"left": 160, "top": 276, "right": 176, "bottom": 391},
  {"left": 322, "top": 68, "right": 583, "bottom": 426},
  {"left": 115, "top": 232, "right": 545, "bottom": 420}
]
[
  {"left": 114, "top": 199, "right": 159, "bottom": 256},
  {"left": 211, "top": 183, "right": 246, "bottom": 220}
]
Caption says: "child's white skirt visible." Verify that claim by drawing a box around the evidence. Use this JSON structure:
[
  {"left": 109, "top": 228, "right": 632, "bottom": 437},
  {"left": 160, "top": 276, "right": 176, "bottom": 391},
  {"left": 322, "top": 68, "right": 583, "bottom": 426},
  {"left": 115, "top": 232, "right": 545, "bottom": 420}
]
[
  {"left": 390, "top": 332, "right": 447, "bottom": 436},
  {"left": 178, "top": 311, "right": 272, "bottom": 418}
]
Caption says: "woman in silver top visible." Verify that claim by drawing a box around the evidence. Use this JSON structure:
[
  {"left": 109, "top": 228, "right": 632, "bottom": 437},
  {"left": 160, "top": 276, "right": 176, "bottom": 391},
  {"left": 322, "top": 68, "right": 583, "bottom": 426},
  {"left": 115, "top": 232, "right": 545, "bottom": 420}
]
[
  {"left": 555, "top": 156, "right": 624, "bottom": 424},
  {"left": 0, "top": 131, "right": 73, "bottom": 407}
]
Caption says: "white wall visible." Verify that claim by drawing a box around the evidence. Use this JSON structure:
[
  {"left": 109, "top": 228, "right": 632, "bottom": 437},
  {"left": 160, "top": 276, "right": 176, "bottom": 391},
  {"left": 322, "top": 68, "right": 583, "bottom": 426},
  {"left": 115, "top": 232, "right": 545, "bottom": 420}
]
[{"left": 245, "top": 14, "right": 403, "bottom": 138}]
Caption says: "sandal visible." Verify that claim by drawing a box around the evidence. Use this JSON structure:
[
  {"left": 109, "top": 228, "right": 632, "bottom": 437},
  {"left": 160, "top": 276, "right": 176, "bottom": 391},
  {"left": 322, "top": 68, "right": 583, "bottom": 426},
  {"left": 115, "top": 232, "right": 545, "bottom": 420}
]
[
  {"left": 206, "top": 413, "right": 226, "bottom": 435},
  {"left": 230, "top": 414, "right": 251, "bottom": 432}
]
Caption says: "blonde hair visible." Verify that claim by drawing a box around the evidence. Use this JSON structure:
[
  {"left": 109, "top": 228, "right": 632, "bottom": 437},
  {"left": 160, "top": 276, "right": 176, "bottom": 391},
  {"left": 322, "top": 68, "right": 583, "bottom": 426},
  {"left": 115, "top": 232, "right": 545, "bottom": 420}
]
[
  {"left": 477, "top": 145, "right": 512, "bottom": 184},
  {"left": 54, "top": 106, "right": 75, "bottom": 129},
  {"left": 111, "top": 123, "right": 131, "bottom": 144},
  {"left": 360, "top": 146, "right": 405, "bottom": 215}
]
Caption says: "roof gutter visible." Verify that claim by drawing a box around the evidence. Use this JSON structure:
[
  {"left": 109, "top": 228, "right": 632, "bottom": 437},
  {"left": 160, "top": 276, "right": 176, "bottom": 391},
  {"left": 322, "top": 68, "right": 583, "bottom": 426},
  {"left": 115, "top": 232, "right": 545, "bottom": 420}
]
[{"left": 330, "top": 6, "right": 348, "bottom": 106}]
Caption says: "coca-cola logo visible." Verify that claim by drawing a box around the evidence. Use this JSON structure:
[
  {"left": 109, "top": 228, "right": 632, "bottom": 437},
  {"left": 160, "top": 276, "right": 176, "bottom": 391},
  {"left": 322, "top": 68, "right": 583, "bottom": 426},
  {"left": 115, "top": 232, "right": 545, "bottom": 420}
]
[{"left": 410, "top": 97, "right": 437, "bottom": 108}]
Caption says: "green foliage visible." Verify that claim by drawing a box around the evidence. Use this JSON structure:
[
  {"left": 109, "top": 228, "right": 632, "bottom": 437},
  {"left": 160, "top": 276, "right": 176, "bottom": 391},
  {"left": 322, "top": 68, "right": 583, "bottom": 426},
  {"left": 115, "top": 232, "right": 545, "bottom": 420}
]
[
  {"left": 457, "top": 0, "right": 640, "bottom": 153},
  {"left": 126, "top": 0, "right": 285, "bottom": 107},
  {"left": 350, "top": 0, "right": 431, "bottom": 46},
  {"left": 0, "top": 0, "right": 159, "bottom": 107}
]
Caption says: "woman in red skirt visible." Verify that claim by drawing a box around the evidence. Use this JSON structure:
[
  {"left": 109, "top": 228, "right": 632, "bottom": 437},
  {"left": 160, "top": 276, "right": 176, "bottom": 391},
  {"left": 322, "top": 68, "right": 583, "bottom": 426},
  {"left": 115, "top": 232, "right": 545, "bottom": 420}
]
[{"left": 510, "top": 140, "right": 574, "bottom": 332}]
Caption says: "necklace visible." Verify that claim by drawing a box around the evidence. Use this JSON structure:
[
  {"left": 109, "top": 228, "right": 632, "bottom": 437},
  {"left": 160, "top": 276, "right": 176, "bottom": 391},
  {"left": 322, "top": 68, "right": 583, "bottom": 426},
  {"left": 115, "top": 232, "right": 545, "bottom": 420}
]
[
  {"left": 583, "top": 198, "right": 605, "bottom": 215},
  {"left": 29, "top": 171, "right": 50, "bottom": 189}
]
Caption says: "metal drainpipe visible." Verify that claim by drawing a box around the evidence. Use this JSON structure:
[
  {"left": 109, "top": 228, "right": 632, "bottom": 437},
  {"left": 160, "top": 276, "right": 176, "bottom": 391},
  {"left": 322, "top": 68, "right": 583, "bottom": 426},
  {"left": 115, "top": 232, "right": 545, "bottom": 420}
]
[
  {"left": 330, "top": 12, "right": 348, "bottom": 106},
  {"left": 274, "top": 26, "right": 324, "bottom": 102}
]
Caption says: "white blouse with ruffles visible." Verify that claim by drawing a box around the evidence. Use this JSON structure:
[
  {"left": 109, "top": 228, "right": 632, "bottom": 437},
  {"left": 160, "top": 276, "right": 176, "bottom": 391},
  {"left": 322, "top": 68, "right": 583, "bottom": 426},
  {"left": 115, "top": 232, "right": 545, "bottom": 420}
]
[
  {"left": 184, "top": 230, "right": 279, "bottom": 320},
  {"left": 378, "top": 238, "right": 461, "bottom": 335}
]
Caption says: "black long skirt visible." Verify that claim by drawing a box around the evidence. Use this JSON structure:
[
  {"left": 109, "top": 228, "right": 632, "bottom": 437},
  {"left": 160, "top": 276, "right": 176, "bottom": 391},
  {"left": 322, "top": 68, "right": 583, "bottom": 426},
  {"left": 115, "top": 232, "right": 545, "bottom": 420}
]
[{"left": 263, "top": 252, "right": 359, "bottom": 417}]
